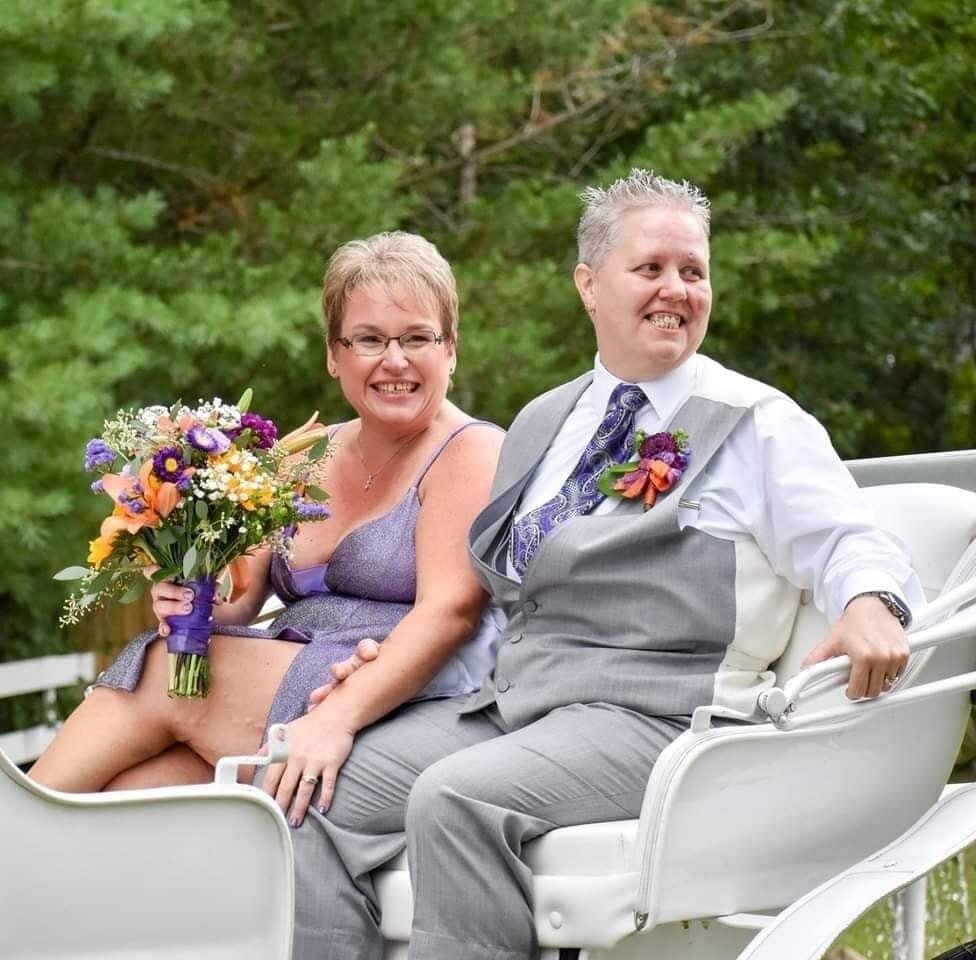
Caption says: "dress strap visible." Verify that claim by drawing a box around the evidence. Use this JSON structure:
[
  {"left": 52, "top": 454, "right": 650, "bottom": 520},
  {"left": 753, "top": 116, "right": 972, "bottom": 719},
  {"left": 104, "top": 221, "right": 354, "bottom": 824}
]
[{"left": 414, "top": 420, "right": 503, "bottom": 487}]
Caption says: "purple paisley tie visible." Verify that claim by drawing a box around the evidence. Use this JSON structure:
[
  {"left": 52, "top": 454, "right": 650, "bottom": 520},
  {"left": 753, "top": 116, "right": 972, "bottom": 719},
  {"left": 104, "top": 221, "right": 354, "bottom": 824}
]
[{"left": 510, "top": 382, "right": 646, "bottom": 576}]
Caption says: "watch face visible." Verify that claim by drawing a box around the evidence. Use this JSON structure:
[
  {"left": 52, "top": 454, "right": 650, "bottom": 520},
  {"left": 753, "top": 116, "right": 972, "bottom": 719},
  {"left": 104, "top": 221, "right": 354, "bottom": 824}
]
[{"left": 878, "top": 592, "right": 909, "bottom": 626}]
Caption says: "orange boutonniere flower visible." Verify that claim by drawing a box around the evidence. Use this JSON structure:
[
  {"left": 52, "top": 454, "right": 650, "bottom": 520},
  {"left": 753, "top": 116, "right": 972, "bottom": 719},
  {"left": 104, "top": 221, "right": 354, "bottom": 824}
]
[{"left": 598, "top": 429, "right": 691, "bottom": 511}]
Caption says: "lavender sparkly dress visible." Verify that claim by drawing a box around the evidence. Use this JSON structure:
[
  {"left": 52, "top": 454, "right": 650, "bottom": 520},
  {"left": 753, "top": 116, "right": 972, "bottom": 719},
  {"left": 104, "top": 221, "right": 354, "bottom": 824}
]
[{"left": 95, "top": 421, "right": 503, "bottom": 729}]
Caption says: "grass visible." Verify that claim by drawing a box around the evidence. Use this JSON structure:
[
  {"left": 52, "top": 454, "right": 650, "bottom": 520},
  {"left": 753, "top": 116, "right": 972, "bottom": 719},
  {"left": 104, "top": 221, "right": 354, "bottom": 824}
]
[{"left": 831, "top": 847, "right": 976, "bottom": 958}]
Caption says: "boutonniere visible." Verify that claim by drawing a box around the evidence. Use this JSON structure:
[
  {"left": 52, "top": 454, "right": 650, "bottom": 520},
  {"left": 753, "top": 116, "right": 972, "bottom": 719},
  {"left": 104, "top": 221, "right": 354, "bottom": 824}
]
[{"left": 597, "top": 429, "right": 691, "bottom": 510}]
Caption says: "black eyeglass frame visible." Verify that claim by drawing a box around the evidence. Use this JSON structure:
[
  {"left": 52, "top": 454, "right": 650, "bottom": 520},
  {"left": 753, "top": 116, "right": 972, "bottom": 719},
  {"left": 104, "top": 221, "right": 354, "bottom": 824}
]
[{"left": 333, "top": 332, "right": 446, "bottom": 356}]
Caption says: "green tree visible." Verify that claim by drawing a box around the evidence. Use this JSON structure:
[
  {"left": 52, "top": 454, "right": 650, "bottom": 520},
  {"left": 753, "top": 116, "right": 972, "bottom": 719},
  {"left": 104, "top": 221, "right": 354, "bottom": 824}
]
[{"left": 0, "top": 0, "right": 971, "bottom": 673}]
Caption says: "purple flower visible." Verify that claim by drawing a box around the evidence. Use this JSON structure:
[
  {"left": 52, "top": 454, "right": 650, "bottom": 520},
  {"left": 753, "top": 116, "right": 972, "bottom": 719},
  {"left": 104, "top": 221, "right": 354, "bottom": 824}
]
[
  {"left": 187, "top": 425, "right": 231, "bottom": 454},
  {"left": 152, "top": 446, "right": 187, "bottom": 483},
  {"left": 639, "top": 432, "right": 678, "bottom": 460},
  {"left": 230, "top": 412, "right": 278, "bottom": 450},
  {"left": 120, "top": 491, "right": 146, "bottom": 513},
  {"left": 294, "top": 497, "right": 330, "bottom": 521},
  {"left": 606, "top": 428, "right": 692, "bottom": 512},
  {"left": 84, "top": 438, "right": 116, "bottom": 472}
]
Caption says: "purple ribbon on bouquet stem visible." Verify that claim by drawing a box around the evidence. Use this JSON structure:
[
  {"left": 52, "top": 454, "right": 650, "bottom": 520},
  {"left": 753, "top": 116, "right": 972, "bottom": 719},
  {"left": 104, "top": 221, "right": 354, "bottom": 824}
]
[{"left": 165, "top": 576, "right": 216, "bottom": 656}]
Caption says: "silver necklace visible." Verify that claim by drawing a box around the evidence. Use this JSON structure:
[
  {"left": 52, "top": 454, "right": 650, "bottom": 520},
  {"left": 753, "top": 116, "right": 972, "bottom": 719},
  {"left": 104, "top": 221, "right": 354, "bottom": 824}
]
[{"left": 355, "top": 428, "right": 427, "bottom": 491}]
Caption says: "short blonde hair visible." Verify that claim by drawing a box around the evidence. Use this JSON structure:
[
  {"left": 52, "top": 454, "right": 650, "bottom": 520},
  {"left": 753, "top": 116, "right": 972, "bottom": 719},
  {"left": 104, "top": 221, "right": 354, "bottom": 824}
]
[
  {"left": 577, "top": 169, "right": 711, "bottom": 269},
  {"left": 322, "top": 232, "right": 459, "bottom": 343}
]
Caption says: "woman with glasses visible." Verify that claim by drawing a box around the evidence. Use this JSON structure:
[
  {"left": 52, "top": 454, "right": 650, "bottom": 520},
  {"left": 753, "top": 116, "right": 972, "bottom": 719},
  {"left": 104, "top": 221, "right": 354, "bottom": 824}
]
[{"left": 31, "top": 231, "right": 505, "bottom": 832}]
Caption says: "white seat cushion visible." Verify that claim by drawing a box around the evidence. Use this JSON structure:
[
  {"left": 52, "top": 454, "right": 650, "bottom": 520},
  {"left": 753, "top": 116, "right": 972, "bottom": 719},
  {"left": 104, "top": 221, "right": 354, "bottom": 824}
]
[{"left": 377, "top": 819, "right": 639, "bottom": 877}]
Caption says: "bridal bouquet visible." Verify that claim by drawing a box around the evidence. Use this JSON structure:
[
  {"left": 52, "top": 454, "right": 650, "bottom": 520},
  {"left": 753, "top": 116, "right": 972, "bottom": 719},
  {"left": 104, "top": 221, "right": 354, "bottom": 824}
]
[{"left": 56, "top": 389, "right": 331, "bottom": 697}]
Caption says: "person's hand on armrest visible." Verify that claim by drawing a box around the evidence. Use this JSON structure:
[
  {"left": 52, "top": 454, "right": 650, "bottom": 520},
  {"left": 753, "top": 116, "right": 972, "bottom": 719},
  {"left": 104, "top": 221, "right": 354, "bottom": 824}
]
[{"left": 802, "top": 594, "right": 910, "bottom": 699}]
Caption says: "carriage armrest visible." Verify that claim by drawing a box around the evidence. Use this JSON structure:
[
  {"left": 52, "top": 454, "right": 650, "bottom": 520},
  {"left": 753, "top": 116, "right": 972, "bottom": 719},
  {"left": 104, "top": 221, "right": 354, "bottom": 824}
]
[
  {"left": 214, "top": 722, "right": 290, "bottom": 784},
  {"left": 690, "top": 591, "right": 976, "bottom": 732},
  {"left": 756, "top": 599, "right": 976, "bottom": 726}
]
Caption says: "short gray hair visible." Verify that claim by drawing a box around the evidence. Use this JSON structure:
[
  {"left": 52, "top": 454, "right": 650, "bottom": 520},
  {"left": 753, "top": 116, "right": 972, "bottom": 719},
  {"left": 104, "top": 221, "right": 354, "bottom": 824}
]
[{"left": 577, "top": 169, "right": 711, "bottom": 268}]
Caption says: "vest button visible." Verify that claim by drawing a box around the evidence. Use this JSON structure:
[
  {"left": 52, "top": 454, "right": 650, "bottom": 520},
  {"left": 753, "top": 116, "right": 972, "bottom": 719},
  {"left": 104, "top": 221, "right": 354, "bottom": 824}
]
[
  {"left": 497, "top": 678, "right": 511, "bottom": 693},
  {"left": 525, "top": 600, "right": 539, "bottom": 613},
  {"left": 510, "top": 634, "right": 522, "bottom": 644}
]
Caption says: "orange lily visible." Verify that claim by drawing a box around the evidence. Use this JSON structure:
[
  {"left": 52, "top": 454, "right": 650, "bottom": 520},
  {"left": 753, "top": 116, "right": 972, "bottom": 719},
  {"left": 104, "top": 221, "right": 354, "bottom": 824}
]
[
  {"left": 99, "top": 462, "right": 180, "bottom": 536},
  {"left": 279, "top": 411, "right": 329, "bottom": 455}
]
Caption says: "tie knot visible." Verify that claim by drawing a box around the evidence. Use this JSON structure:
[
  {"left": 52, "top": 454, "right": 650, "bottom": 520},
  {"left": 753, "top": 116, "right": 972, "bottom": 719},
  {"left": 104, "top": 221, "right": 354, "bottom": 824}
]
[{"left": 610, "top": 383, "right": 646, "bottom": 414}]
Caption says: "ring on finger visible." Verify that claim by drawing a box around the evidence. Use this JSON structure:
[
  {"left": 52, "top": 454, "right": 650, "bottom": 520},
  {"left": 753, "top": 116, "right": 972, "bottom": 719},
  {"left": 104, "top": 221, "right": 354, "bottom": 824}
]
[{"left": 301, "top": 774, "right": 319, "bottom": 785}]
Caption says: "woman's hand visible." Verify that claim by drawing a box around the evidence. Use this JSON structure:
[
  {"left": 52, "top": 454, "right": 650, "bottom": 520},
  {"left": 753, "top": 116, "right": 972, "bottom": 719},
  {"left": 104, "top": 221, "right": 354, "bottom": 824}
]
[
  {"left": 147, "top": 575, "right": 222, "bottom": 638},
  {"left": 258, "top": 639, "right": 381, "bottom": 825},
  {"left": 145, "top": 564, "right": 231, "bottom": 637},
  {"left": 260, "top": 707, "right": 357, "bottom": 826},
  {"left": 307, "top": 638, "right": 380, "bottom": 708}
]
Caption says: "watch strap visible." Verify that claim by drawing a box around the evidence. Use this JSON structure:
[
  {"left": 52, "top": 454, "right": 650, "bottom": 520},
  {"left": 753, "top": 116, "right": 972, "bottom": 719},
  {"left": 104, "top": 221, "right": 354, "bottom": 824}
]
[{"left": 849, "top": 590, "right": 911, "bottom": 628}]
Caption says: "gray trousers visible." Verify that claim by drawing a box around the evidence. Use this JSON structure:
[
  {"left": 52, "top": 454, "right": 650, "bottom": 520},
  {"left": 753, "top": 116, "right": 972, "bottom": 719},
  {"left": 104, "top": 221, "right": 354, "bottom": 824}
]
[{"left": 291, "top": 698, "right": 688, "bottom": 960}]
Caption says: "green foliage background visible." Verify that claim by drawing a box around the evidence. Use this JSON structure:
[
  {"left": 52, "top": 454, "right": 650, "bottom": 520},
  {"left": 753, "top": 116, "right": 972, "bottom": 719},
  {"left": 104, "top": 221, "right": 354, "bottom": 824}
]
[{"left": 1, "top": 0, "right": 973, "bottom": 663}]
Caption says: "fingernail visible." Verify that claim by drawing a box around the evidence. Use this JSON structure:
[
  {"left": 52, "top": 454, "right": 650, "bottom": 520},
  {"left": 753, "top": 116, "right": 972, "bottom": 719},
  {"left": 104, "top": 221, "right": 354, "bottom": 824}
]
[
  {"left": 289, "top": 816, "right": 300, "bottom": 828},
  {"left": 318, "top": 805, "right": 328, "bottom": 815},
  {"left": 183, "top": 590, "right": 193, "bottom": 600},
  {"left": 183, "top": 604, "right": 192, "bottom": 613}
]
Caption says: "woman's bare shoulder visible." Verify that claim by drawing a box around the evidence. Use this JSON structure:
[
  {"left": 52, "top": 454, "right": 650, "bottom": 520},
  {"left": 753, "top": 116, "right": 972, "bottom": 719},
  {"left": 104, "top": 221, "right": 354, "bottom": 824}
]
[{"left": 421, "top": 417, "right": 504, "bottom": 495}]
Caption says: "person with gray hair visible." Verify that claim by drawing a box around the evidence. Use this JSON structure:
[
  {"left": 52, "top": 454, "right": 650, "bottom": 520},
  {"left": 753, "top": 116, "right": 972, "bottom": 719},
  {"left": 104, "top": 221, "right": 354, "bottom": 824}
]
[
  {"left": 281, "top": 169, "right": 922, "bottom": 960},
  {"left": 577, "top": 168, "right": 711, "bottom": 267}
]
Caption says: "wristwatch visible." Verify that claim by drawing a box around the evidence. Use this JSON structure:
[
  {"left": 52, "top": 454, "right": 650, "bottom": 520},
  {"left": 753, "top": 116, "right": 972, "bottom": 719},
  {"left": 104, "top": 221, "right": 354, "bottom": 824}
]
[{"left": 849, "top": 590, "right": 911, "bottom": 628}]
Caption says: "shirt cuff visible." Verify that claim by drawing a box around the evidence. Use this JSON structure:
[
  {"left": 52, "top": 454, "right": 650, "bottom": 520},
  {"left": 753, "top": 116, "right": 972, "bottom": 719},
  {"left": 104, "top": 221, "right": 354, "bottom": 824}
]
[{"left": 831, "top": 572, "right": 913, "bottom": 625}]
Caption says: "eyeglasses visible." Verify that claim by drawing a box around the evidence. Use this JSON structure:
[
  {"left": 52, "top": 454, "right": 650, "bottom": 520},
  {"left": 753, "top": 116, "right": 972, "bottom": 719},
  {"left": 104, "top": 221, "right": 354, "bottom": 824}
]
[{"left": 334, "top": 332, "right": 445, "bottom": 357}]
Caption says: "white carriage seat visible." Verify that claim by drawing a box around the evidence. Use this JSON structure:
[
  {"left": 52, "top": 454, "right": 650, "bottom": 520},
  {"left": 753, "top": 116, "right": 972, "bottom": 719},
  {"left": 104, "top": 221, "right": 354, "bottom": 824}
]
[
  {"left": 628, "top": 482, "right": 976, "bottom": 936},
  {"left": 774, "top": 482, "right": 976, "bottom": 711},
  {"left": 0, "top": 751, "right": 294, "bottom": 960},
  {"left": 375, "top": 481, "right": 976, "bottom": 950}
]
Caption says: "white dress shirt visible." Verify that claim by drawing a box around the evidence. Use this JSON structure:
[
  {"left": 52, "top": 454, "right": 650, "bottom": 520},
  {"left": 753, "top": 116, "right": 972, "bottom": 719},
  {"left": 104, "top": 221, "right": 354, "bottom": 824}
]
[{"left": 512, "top": 353, "right": 924, "bottom": 624}]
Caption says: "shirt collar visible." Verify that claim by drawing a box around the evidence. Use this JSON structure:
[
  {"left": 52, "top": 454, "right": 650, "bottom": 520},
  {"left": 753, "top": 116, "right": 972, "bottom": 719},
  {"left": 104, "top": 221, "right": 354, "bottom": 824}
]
[{"left": 591, "top": 353, "right": 699, "bottom": 424}]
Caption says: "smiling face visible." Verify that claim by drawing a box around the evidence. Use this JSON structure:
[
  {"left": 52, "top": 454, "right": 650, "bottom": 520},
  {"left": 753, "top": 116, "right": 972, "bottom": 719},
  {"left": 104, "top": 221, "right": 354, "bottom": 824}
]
[
  {"left": 327, "top": 283, "right": 455, "bottom": 433},
  {"left": 574, "top": 206, "right": 712, "bottom": 382}
]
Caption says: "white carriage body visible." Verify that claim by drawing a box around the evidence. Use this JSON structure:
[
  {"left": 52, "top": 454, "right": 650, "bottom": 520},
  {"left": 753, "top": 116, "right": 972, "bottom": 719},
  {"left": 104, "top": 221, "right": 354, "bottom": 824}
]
[{"left": 3, "top": 450, "right": 976, "bottom": 960}]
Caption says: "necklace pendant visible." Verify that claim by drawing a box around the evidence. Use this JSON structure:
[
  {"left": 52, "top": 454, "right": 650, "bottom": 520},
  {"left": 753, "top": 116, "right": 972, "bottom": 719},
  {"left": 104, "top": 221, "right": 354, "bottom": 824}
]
[{"left": 363, "top": 473, "right": 374, "bottom": 491}]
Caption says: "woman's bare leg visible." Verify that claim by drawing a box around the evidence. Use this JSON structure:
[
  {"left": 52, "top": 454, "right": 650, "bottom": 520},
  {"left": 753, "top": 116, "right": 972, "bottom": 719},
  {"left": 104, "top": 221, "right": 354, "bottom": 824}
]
[
  {"left": 30, "top": 634, "right": 301, "bottom": 793},
  {"left": 103, "top": 744, "right": 214, "bottom": 790}
]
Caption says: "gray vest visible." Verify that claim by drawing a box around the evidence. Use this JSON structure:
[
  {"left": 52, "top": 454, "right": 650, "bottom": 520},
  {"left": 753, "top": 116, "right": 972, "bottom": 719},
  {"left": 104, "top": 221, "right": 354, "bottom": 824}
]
[{"left": 465, "top": 366, "right": 800, "bottom": 726}]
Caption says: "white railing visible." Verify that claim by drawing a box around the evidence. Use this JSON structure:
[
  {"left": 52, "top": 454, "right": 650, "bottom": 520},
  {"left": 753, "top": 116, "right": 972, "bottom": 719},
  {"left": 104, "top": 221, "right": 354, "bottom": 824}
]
[{"left": 0, "top": 652, "right": 96, "bottom": 764}]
